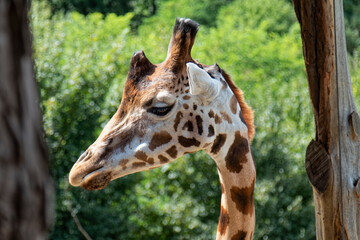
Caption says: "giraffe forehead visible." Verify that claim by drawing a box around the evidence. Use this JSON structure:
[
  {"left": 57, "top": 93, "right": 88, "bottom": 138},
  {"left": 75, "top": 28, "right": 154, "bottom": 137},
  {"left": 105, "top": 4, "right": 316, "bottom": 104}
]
[
  {"left": 121, "top": 79, "right": 175, "bottom": 113},
  {"left": 125, "top": 63, "right": 179, "bottom": 90},
  {"left": 155, "top": 91, "right": 173, "bottom": 101},
  {"left": 143, "top": 90, "right": 176, "bottom": 107}
]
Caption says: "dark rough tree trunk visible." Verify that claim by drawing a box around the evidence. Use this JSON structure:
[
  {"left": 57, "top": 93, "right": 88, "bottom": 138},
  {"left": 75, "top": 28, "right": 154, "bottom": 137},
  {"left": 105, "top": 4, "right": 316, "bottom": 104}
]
[
  {"left": 293, "top": 0, "right": 360, "bottom": 239},
  {"left": 0, "top": 0, "right": 53, "bottom": 239}
]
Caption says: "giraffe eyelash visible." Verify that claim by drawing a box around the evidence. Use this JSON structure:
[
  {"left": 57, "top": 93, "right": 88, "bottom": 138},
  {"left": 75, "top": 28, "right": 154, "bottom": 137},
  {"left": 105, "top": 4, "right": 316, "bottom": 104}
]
[{"left": 148, "top": 104, "right": 174, "bottom": 116}]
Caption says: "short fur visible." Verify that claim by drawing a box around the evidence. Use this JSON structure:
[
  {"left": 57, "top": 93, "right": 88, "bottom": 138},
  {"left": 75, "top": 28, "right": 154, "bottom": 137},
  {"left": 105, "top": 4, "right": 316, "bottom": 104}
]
[{"left": 221, "top": 70, "right": 255, "bottom": 141}]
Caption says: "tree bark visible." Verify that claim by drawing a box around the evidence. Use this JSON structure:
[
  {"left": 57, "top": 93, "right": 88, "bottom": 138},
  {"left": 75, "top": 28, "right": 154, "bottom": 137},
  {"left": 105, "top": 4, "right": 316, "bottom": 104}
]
[
  {"left": 293, "top": 0, "right": 360, "bottom": 239},
  {"left": 0, "top": 0, "right": 54, "bottom": 239}
]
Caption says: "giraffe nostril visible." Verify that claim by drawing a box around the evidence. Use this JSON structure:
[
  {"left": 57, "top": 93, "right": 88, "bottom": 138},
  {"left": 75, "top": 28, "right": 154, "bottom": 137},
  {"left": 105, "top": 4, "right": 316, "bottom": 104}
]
[
  {"left": 78, "top": 150, "right": 93, "bottom": 163},
  {"left": 78, "top": 152, "right": 87, "bottom": 162},
  {"left": 69, "top": 149, "right": 102, "bottom": 186}
]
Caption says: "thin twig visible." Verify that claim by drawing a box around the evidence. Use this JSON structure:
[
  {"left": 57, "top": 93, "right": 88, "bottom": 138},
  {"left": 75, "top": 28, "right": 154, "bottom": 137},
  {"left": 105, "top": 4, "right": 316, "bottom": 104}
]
[{"left": 68, "top": 205, "right": 93, "bottom": 240}]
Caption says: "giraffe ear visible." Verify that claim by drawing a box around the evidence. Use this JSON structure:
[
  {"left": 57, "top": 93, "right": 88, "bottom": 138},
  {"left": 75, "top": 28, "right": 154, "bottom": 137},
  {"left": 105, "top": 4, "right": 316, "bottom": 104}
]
[{"left": 186, "top": 62, "right": 221, "bottom": 102}]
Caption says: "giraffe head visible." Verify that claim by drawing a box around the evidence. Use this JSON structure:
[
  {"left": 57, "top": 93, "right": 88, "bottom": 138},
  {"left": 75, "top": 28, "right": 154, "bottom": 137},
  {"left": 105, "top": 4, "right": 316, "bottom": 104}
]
[{"left": 69, "top": 18, "right": 254, "bottom": 190}]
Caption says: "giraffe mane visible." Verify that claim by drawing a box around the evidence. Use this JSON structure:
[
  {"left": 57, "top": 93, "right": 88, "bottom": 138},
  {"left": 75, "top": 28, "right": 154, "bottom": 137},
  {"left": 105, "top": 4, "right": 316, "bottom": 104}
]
[{"left": 221, "top": 69, "right": 255, "bottom": 141}]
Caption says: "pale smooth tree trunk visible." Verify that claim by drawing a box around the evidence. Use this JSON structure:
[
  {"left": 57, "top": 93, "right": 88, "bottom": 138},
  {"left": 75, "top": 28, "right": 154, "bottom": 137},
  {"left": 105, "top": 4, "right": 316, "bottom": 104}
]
[
  {"left": 293, "top": 0, "right": 360, "bottom": 239},
  {"left": 0, "top": 0, "right": 53, "bottom": 239}
]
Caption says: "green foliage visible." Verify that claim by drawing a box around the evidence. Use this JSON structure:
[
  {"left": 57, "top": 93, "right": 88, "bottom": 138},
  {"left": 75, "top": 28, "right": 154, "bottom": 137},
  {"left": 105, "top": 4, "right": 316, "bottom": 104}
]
[
  {"left": 349, "top": 49, "right": 360, "bottom": 110},
  {"left": 344, "top": 0, "right": 360, "bottom": 54},
  {"left": 46, "top": 0, "right": 157, "bottom": 18},
  {"left": 31, "top": 0, "right": 360, "bottom": 239},
  {"left": 47, "top": 0, "right": 131, "bottom": 15},
  {"left": 46, "top": 0, "right": 158, "bottom": 30}
]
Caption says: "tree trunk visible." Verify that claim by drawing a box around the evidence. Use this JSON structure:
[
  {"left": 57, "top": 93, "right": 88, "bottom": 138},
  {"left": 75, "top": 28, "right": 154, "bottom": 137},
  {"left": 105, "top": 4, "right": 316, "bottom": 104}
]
[
  {"left": 293, "top": 0, "right": 360, "bottom": 239},
  {"left": 0, "top": 0, "right": 54, "bottom": 239}
]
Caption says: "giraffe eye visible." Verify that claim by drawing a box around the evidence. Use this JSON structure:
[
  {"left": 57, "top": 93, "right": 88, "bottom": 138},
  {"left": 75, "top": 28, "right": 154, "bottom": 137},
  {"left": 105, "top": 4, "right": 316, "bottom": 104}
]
[{"left": 148, "top": 104, "right": 174, "bottom": 116}]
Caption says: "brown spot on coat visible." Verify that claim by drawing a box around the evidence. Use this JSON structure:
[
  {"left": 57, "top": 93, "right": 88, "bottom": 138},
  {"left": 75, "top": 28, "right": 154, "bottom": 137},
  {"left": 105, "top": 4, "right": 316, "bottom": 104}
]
[
  {"left": 215, "top": 114, "right": 222, "bottom": 124},
  {"left": 183, "top": 95, "right": 191, "bottom": 100},
  {"left": 158, "top": 155, "right": 169, "bottom": 163},
  {"left": 208, "top": 110, "right": 215, "bottom": 118},
  {"left": 174, "top": 111, "right": 183, "bottom": 131},
  {"left": 132, "top": 162, "right": 146, "bottom": 168},
  {"left": 135, "top": 151, "right": 154, "bottom": 164},
  {"left": 230, "top": 95, "right": 238, "bottom": 114},
  {"left": 196, "top": 115, "right": 203, "bottom": 135},
  {"left": 149, "top": 131, "right": 172, "bottom": 151},
  {"left": 211, "top": 134, "right": 227, "bottom": 155},
  {"left": 225, "top": 131, "right": 249, "bottom": 173},
  {"left": 135, "top": 151, "right": 148, "bottom": 161},
  {"left": 230, "top": 179, "right": 255, "bottom": 216},
  {"left": 119, "top": 159, "right": 129, "bottom": 170},
  {"left": 183, "top": 121, "right": 194, "bottom": 132},
  {"left": 218, "top": 206, "right": 230, "bottom": 235},
  {"left": 231, "top": 230, "right": 247, "bottom": 240},
  {"left": 178, "top": 136, "right": 200, "bottom": 148},
  {"left": 183, "top": 103, "right": 189, "bottom": 109},
  {"left": 193, "top": 104, "right": 198, "bottom": 110},
  {"left": 166, "top": 145, "right": 178, "bottom": 159},
  {"left": 208, "top": 125, "right": 214, "bottom": 137},
  {"left": 221, "top": 183, "right": 224, "bottom": 194},
  {"left": 221, "top": 111, "right": 232, "bottom": 124},
  {"left": 147, "top": 158, "right": 154, "bottom": 164}
]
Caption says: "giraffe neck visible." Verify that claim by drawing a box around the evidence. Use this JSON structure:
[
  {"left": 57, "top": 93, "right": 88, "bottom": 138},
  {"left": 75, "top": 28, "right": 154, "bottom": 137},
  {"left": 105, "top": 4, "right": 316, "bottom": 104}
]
[{"left": 209, "top": 131, "right": 256, "bottom": 240}]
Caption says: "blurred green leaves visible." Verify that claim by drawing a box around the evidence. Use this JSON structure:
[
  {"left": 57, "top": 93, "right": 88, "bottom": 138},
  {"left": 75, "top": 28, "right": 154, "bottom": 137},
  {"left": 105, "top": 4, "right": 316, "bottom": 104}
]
[{"left": 31, "top": 0, "right": 360, "bottom": 239}]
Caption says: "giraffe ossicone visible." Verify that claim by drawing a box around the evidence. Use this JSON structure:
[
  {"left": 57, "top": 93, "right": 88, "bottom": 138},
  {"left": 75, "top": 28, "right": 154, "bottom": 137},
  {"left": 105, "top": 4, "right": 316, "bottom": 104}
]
[{"left": 69, "top": 17, "right": 256, "bottom": 240}]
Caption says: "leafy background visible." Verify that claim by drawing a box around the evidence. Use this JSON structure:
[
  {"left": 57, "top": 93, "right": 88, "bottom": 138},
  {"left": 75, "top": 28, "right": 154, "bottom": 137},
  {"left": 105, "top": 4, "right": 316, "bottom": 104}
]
[{"left": 30, "top": 0, "right": 360, "bottom": 239}]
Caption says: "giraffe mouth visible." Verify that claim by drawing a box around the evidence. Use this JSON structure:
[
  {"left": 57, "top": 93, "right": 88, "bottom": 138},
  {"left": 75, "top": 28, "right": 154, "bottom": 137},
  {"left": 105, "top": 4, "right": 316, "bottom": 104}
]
[
  {"left": 78, "top": 164, "right": 146, "bottom": 190},
  {"left": 81, "top": 170, "right": 111, "bottom": 190},
  {"left": 80, "top": 167, "right": 112, "bottom": 190},
  {"left": 69, "top": 157, "right": 111, "bottom": 190}
]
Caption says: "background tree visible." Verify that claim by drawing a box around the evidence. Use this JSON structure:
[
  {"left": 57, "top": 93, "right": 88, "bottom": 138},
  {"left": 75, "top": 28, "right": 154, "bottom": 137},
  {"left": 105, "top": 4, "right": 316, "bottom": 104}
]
[
  {"left": 293, "top": 0, "right": 360, "bottom": 238},
  {"left": 0, "top": 0, "right": 53, "bottom": 239}
]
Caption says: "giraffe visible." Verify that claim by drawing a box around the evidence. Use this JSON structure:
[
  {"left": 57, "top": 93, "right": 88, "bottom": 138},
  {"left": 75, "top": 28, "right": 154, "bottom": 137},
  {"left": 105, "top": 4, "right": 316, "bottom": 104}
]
[{"left": 69, "top": 18, "right": 256, "bottom": 240}]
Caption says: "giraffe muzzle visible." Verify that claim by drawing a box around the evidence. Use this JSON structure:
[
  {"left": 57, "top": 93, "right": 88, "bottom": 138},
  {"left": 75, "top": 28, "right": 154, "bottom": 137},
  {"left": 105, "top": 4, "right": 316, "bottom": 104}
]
[{"left": 68, "top": 148, "right": 109, "bottom": 189}]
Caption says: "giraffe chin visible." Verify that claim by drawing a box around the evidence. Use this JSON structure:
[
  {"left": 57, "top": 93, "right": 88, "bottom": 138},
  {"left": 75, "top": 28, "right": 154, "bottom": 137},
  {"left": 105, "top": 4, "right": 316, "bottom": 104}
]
[{"left": 80, "top": 171, "right": 112, "bottom": 191}]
